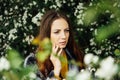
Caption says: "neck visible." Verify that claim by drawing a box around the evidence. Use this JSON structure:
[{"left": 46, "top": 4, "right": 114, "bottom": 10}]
[{"left": 61, "top": 49, "right": 66, "bottom": 55}]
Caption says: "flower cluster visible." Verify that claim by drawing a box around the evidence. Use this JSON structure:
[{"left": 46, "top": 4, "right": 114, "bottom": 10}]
[
  {"left": 0, "top": 57, "right": 10, "bottom": 71},
  {"left": 66, "top": 54, "right": 119, "bottom": 80}
]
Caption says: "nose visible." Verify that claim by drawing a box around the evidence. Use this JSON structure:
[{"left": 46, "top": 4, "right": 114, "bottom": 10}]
[{"left": 60, "top": 31, "right": 66, "bottom": 39}]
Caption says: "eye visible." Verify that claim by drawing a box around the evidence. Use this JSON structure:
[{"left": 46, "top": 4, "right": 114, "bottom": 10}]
[
  {"left": 65, "top": 29, "right": 69, "bottom": 32},
  {"left": 54, "top": 31, "right": 59, "bottom": 34}
]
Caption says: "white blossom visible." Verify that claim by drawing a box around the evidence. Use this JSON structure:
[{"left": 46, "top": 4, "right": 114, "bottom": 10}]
[
  {"left": 15, "top": 5, "right": 18, "bottom": 9},
  {"left": 84, "top": 53, "right": 99, "bottom": 65},
  {"left": 90, "top": 28, "right": 94, "bottom": 31},
  {"left": 90, "top": 38, "right": 96, "bottom": 46},
  {"left": 45, "top": 0, "right": 48, "bottom": 4},
  {"left": 91, "top": 21, "right": 97, "bottom": 25},
  {"left": 113, "top": 2, "right": 117, "bottom": 7},
  {"left": 94, "top": 29, "right": 98, "bottom": 35},
  {"left": 74, "top": 3, "right": 84, "bottom": 16},
  {"left": 5, "top": 22, "right": 9, "bottom": 26},
  {"left": 24, "top": 35, "right": 34, "bottom": 44},
  {"left": 62, "top": 0, "right": 66, "bottom": 3},
  {"left": 33, "top": 1, "right": 37, "bottom": 5},
  {"left": 14, "top": 20, "right": 22, "bottom": 28},
  {"left": 67, "top": 67, "right": 78, "bottom": 78},
  {"left": 94, "top": 49, "right": 102, "bottom": 54},
  {"left": 0, "top": 33, "right": 5, "bottom": 38},
  {"left": 50, "top": 5, "right": 57, "bottom": 9},
  {"left": 77, "top": 19, "right": 83, "bottom": 25},
  {"left": 29, "top": 25, "right": 33, "bottom": 29},
  {"left": 77, "top": 3, "right": 84, "bottom": 9},
  {"left": 89, "top": 2, "right": 93, "bottom": 6},
  {"left": 76, "top": 14, "right": 82, "bottom": 18},
  {"left": 117, "top": 36, "right": 120, "bottom": 39},
  {"left": 8, "top": 29, "right": 17, "bottom": 40},
  {"left": 29, "top": 72, "right": 36, "bottom": 79},
  {"left": 2, "top": 76, "right": 7, "bottom": 80},
  {"left": 110, "top": 14, "right": 115, "bottom": 18},
  {"left": 6, "top": 44, "right": 12, "bottom": 50},
  {"left": 4, "top": 10, "right": 8, "bottom": 15},
  {"left": 92, "top": 55, "right": 99, "bottom": 64},
  {"left": 74, "top": 2, "right": 85, "bottom": 25},
  {"left": 0, "top": 57, "right": 10, "bottom": 71},
  {"left": 85, "top": 48, "right": 89, "bottom": 54},
  {"left": 55, "top": 0, "right": 62, "bottom": 8},
  {"left": 29, "top": 3, "right": 33, "bottom": 6},
  {"left": 95, "top": 56, "right": 118, "bottom": 80},
  {"left": 84, "top": 53, "right": 94, "bottom": 65},
  {"left": 80, "top": 28, "right": 83, "bottom": 31},
  {"left": 32, "top": 12, "right": 43, "bottom": 26},
  {"left": 22, "top": 10, "right": 28, "bottom": 24},
  {"left": 10, "top": 8, "right": 13, "bottom": 11},
  {"left": 0, "top": 15, "right": 3, "bottom": 21},
  {"left": 75, "top": 70, "right": 91, "bottom": 80},
  {"left": 118, "top": 3, "right": 120, "bottom": 7}
]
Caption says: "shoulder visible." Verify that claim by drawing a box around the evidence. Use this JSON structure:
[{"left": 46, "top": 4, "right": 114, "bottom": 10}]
[
  {"left": 23, "top": 53, "right": 53, "bottom": 79},
  {"left": 24, "top": 53, "right": 36, "bottom": 67},
  {"left": 65, "top": 48, "right": 75, "bottom": 60}
]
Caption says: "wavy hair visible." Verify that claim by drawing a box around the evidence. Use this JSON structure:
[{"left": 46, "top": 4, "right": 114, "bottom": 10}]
[{"left": 37, "top": 10, "right": 85, "bottom": 77}]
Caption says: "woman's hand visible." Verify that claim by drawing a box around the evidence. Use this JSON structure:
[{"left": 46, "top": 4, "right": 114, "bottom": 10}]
[{"left": 50, "top": 44, "right": 62, "bottom": 76}]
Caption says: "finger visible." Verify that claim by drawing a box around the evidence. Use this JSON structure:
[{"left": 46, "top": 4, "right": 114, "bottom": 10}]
[
  {"left": 52, "top": 44, "right": 56, "bottom": 54},
  {"left": 54, "top": 45, "right": 59, "bottom": 53},
  {"left": 58, "top": 48, "right": 62, "bottom": 56},
  {"left": 52, "top": 44, "right": 56, "bottom": 50},
  {"left": 52, "top": 44, "right": 58, "bottom": 55}
]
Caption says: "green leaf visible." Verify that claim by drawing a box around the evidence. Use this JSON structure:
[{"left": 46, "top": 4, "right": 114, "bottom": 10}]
[
  {"left": 6, "top": 49, "right": 23, "bottom": 69},
  {"left": 3, "top": 71, "right": 19, "bottom": 80},
  {"left": 94, "top": 22, "right": 120, "bottom": 42},
  {"left": 83, "top": 7, "right": 99, "bottom": 26},
  {"left": 114, "top": 49, "right": 120, "bottom": 56},
  {"left": 36, "top": 51, "right": 50, "bottom": 62}
]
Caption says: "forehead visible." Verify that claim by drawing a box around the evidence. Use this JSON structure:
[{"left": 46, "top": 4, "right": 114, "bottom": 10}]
[{"left": 51, "top": 18, "right": 69, "bottom": 30}]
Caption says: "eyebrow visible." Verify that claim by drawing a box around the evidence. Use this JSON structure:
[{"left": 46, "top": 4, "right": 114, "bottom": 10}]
[{"left": 52, "top": 27, "right": 69, "bottom": 31}]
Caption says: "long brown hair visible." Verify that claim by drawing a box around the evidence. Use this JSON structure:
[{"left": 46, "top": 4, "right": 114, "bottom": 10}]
[{"left": 37, "top": 10, "right": 85, "bottom": 77}]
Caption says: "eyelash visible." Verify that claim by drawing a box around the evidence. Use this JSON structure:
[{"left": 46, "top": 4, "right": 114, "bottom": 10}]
[
  {"left": 65, "top": 29, "right": 69, "bottom": 32},
  {"left": 54, "top": 31, "right": 59, "bottom": 34},
  {"left": 54, "top": 29, "right": 69, "bottom": 34}
]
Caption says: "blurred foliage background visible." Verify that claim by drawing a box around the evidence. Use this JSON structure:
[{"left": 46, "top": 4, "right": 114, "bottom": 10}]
[
  {"left": 0, "top": 0, "right": 120, "bottom": 80},
  {"left": 0, "top": 0, "right": 120, "bottom": 58}
]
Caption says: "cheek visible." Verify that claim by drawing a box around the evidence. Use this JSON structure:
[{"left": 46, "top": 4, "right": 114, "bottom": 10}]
[
  {"left": 67, "top": 33, "right": 69, "bottom": 41},
  {"left": 50, "top": 34, "right": 58, "bottom": 45}
]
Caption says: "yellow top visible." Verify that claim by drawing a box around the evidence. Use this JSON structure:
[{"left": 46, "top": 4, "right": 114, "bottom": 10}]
[{"left": 60, "top": 51, "right": 68, "bottom": 78}]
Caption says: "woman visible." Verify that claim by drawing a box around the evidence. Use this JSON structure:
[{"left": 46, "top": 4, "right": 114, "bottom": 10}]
[{"left": 24, "top": 10, "right": 85, "bottom": 80}]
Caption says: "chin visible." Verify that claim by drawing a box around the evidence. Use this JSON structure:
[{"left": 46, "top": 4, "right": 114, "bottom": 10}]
[{"left": 59, "top": 45, "right": 66, "bottom": 48}]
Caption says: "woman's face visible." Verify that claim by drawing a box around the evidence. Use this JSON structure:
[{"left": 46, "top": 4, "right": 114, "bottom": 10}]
[{"left": 50, "top": 18, "right": 69, "bottom": 49}]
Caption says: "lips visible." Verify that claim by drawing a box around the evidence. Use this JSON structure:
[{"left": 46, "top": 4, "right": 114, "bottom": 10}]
[{"left": 59, "top": 41, "right": 66, "bottom": 45}]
